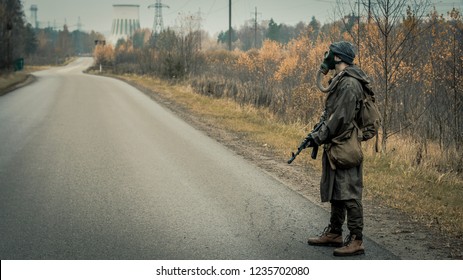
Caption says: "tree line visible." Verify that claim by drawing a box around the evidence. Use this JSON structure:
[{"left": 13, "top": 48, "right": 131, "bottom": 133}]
[
  {"left": 94, "top": 1, "right": 462, "bottom": 166},
  {"left": 217, "top": 17, "right": 320, "bottom": 50},
  {"left": 1, "top": 0, "right": 103, "bottom": 71}
]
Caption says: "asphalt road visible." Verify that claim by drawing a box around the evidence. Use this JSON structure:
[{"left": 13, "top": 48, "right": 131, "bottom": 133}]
[{"left": 0, "top": 58, "right": 397, "bottom": 259}]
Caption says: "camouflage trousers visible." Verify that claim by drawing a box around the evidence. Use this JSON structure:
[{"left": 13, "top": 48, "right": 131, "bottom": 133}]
[{"left": 330, "top": 199, "right": 363, "bottom": 239}]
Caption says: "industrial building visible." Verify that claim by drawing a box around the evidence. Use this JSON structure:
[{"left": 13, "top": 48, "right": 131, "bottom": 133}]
[{"left": 109, "top": 4, "right": 141, "bottom": 45}]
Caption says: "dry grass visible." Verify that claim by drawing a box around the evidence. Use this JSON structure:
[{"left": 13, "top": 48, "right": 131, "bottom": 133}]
[
  {"left": 362, "top": 138, "right": 463, "bottom": 235},
  {"left": 0, "top": 66, "right": 49, "bottom": 94},
  {"left": 0, "top": 71, "right": 29, "bottom": 93},
  {"left": 122, "top": 74, "right": 314, "bottom": 154},
  {"left": 121, "top": 73, "right": 463, "bottom": 237}
]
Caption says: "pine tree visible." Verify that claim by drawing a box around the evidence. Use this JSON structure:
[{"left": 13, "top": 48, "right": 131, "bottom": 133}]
[{"left": 266, "top": 18, "right": 280, "bottom": 42}]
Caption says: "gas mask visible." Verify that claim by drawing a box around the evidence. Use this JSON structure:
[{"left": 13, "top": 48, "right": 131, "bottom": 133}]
[
  {"left": 320, "top": 50, "right": 336, "bottom": 75},
  {"left": 320, "top": 50, "right": 342, "bottom": 75},
  {"left": 316, "top": 41, "right": 355, "bottom": 93},
  {"left": 316, "top": 50, "right": 342, "bottom": 93}
]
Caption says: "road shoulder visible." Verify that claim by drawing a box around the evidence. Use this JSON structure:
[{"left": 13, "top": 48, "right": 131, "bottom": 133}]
[{"left": 0, "top": 73, "right": 36, "bottom": 97}]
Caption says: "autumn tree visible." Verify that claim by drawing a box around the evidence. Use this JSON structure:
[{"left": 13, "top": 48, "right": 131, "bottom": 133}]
[
  {"left": 447, "top": 8, "right": 463, "bottom": 147},
  {"left": 153, "top": 28, "right": 183, "bottom": 78},
  {"left": 237, "top": 21, "right": 256, "bottom": 51},
  {"left": 170, "top": 12, "right": 203, "bottom": 76},
  {"left": 362, "top": 0, "right": 431, "bottom": 152},
  {"left": 102, "top": 1, "right": 460, "bottom": 161},
  {"left": 93, "top": 43, "right": 114, "bottom": 67},
  {"left": 423, "top": 8, "right": 463, "bottom": 149},
  {"left": 273, "top": 36, "right": 327, "bottom": 121}
]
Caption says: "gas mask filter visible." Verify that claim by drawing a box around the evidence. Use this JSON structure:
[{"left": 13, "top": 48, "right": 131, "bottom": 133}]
[{"left": 320, "top": 50, "right": 336, "bottom": 75}]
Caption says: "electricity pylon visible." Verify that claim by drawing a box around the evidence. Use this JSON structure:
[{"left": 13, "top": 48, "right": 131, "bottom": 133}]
[{"left": 149, "top": 0, "right": 170, "bottom": 34}]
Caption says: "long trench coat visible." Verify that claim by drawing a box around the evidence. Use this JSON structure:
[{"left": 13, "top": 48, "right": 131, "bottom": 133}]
[{"left": 311, "top": 65, "right": 371, "bottom": 202}]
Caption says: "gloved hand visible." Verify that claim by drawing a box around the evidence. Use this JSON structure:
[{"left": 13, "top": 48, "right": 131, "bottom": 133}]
[{"left": 303, "top": 134, "right": 316, "bottom": 148}]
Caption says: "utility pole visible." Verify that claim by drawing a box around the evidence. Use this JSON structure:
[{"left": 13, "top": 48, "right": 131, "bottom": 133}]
[
  {"left": 6, "top": 19, "right": 12, "bottom": 70},
  {"left": 368, "top": 0, "right": 371, "bottom": 24},
  {"left": 228, "top": 0, "right": 232, "bottom": 51},
  {"left": 251, "top": 7, "right": 262, "bottom": 48},
  {"left": 197, "top": 9, "right": 203, "bottom": 51},
  {"left": 77, "top": 16, "right": 82, "bottom": 32}
]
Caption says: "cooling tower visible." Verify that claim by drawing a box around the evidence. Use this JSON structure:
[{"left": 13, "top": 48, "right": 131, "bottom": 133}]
[{"left": 109, "top": 4, "right": 141, "bottom": 45}]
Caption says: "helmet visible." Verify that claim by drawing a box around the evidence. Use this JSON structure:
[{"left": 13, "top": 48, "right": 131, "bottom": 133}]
[{"left": 329, "top": 41, "right": 355, "bottom": 65}]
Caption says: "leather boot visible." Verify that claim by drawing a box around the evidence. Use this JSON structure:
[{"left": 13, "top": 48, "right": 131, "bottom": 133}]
[
  {"left": 307, "top": 226, "right": 343, "bottom": 247},
  {"left": 333, "top": 234, "right": 365, "bottom": 256}
]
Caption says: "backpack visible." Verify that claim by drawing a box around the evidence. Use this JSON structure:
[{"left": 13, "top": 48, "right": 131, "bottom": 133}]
[{"left": 356, "top": 83, "right": 381, "bottom": 141}]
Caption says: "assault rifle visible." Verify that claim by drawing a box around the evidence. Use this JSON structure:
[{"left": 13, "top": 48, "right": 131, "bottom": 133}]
[{"left": 287, "top": 122, "right": 323, "bottom": 164}]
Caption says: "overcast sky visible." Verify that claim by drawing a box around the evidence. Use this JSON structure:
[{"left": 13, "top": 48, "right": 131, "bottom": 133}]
[{"left": 22, "top": 0, "right": 462, "bottom": 37}]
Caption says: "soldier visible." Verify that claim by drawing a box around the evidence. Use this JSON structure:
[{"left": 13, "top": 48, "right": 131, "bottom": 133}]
[{"left": 306, "top": 41, "right": 372, "bottom": 257}]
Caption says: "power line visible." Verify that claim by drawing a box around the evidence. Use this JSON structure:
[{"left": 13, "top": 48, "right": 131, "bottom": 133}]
[
  {"left": 206, "top": 0, "right": 218, "bottom": 16},
  {"left": 164, "top": 0, "right": 193, "bottom": 16},
  {"left": 229, "top": 0, "right": 232, "bottom": 50}
]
